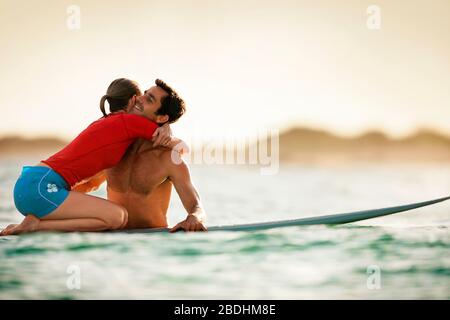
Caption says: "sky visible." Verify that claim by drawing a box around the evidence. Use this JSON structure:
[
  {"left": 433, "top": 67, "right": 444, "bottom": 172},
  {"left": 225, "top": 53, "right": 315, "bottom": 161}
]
[{"left": 0, "top": 0, "right": 449, "bottom": 143}]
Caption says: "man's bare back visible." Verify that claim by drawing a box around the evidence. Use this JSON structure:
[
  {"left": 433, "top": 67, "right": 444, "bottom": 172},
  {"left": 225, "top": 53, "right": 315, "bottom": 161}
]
[
  {"left": 106, "top": 138, "right": 206, "bottom": 231},
  {"left": 106, "top": 139, "right": 174, "bottom": 228}
]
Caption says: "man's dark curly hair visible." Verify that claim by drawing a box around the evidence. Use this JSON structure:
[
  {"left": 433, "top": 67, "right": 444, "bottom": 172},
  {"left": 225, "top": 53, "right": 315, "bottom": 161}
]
[{"left": 155, "top": 79, "right": 186, "bottom": 124}]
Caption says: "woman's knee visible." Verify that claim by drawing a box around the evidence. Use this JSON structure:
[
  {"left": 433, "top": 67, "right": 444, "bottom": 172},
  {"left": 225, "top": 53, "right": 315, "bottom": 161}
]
[
  {"left": 118, "top": 209, "right": 129, "bottom": 230},
  {"left": 107, "top": 206, "right": 128, "bottom": 230}
]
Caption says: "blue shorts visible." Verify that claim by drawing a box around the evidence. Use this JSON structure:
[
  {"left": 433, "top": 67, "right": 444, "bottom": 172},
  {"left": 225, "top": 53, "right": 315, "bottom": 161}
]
[{"left": 13, "top": 166, "right": 70, "bottom": 218}]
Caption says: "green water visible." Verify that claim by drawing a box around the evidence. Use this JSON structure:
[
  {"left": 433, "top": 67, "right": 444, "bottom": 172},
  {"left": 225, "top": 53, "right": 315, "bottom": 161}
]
[
  {"left": 1, "top": 159, "right": 449, "bottom": 299},
  {"left": 1, "top": 226, "right": 449, "bottom": 299}
]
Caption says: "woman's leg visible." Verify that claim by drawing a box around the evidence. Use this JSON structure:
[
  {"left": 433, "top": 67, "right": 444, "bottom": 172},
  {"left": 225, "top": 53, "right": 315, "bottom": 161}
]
[{"left": 2, "top": 191, "right": 128, "bottom": 235}]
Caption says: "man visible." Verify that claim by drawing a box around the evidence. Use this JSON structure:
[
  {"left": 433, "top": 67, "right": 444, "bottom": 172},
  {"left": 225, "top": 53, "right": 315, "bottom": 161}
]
[{"left": 77, "top": 79, "right": 207, "bottom": 232}]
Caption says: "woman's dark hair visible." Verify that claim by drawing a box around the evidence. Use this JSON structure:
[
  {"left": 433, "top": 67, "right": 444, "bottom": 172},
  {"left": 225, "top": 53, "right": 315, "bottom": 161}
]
[
  {"left": 100, "top": 78, "right": 141, "bottom": 117},
  {"left": 155, "top": 79, "right": 186, "bottom": 123}
]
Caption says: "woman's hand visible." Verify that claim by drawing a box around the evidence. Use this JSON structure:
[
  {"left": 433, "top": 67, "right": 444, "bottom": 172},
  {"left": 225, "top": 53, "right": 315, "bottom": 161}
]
[
  {"left": 71, "top": 182, "right": 99, "bottom": 193},
  {"left": 70, "top": 171, "right": 107, "bottom": 193},
  {"left": 152, "top": 123, "right": 173, "bottom": 147}
]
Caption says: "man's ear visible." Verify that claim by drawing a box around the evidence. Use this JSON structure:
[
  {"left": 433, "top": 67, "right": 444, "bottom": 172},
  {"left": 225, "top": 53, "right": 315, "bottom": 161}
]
[{"left": 156, "top": 114, "right": 169, "bottom": 124}]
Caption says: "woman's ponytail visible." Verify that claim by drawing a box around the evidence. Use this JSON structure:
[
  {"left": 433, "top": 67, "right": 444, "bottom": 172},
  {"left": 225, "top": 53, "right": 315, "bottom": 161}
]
[
  {"left": 99, "top": 94, "right": 109, "bottom": 117},
  {"left": 99, "top": 79, "right": 141, "bottom": 117}
]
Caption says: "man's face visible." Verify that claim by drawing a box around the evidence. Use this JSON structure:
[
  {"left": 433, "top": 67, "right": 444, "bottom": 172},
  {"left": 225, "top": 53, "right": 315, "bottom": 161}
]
[{"left": 131, "top": 85, "right": 168, "bottom": 123}]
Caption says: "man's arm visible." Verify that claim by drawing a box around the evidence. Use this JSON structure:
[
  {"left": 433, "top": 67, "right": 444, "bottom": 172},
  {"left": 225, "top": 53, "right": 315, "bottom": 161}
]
[
  {"left": 167, "top": 159, "right": 207, "bottom": 232},
  {"left": 71, "top": 170, "right": 107, "bottom": 193}
]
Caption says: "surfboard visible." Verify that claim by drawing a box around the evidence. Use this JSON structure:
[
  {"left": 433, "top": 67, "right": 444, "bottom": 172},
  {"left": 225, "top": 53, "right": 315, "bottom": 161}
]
[{"left": 119, "top": 196, "right": 450, "bottom": 234}]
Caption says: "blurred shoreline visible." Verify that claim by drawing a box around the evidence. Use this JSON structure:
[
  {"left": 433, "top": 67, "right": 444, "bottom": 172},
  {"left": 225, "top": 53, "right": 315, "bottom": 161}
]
[
  {"left": 1, "top": 127, "right": 449, "bottom": 164},
  {"left": 0, "top": 136, "right": 67, "bottom": 159},
  {"left": 276, "top": 127, "right": 450, "bottom": 164}
]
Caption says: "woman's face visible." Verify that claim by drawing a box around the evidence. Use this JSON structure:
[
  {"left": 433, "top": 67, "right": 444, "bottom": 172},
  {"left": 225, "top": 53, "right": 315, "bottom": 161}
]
[{"left": 131, "top": 86, "right": 168, "bottom": 123}]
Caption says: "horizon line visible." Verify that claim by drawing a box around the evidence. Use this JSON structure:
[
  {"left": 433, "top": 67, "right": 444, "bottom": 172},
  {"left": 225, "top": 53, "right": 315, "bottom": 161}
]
[{"left": 1, "top": 125, "right": 450, "bottom": 142}]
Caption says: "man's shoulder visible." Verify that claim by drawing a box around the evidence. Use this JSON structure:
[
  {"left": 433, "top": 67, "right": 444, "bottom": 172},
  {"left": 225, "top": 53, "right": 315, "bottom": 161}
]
[
  {"left": 134, "top": 141, "right": 177, "bottom": 165},
  {"left": 159, "top": 147, "right": 183, "bottom": 165},
  {"left": 129, "top": 140, "right": 187, "bottom": 169}
]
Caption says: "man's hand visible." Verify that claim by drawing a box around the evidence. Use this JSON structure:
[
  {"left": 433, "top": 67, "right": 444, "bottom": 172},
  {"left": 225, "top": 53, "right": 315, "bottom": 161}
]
[
  {"left": 152, "top": 123, "right": 173, "bottom": 147},
  {"left": 170, "top": 214, "right": 207, "bottom": 232}
]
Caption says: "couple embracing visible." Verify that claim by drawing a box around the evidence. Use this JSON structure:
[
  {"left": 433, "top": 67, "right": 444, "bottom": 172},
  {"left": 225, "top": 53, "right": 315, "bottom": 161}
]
[{"left": 1, "top": 78, "right": 207, "bottom": 236}]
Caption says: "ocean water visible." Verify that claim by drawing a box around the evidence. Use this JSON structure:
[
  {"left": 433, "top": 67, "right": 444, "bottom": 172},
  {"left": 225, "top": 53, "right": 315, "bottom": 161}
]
[{"left": 0, "top": 157, "right": 449, "bottom": 299}]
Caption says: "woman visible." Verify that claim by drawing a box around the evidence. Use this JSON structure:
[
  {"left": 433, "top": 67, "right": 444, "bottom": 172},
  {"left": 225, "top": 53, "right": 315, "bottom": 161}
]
[{"left": 1, "top": 78, "right": 174, "bottom": 235}]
